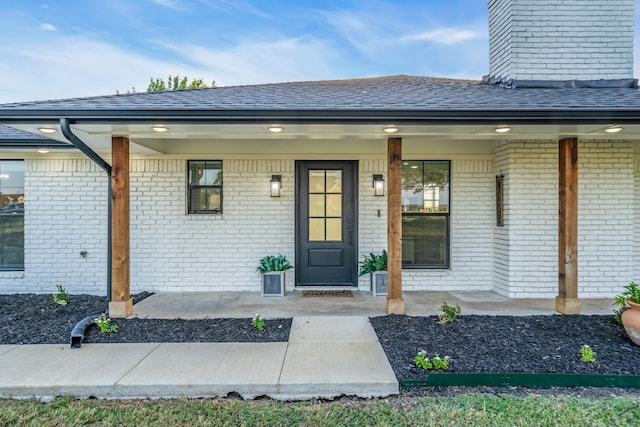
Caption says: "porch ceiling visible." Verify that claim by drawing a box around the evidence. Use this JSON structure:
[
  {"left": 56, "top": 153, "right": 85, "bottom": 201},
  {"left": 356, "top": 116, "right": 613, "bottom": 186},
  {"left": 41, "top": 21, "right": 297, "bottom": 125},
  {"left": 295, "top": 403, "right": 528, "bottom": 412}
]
[{"left": 5, "top": 122, "right": 640, "bottom": 155}]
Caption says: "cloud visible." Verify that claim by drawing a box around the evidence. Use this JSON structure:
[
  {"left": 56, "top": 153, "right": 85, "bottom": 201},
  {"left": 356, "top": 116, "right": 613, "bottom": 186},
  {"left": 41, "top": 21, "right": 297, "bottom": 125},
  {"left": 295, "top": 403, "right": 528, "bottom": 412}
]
[
  {"left": 163, "top": 36, "right": 339, "bottom": 86},
  {"left": 148, "top": 0, "right": 184, "bottom": 10},
  {"left": 403, "top": 28, "right": 483, "bottom": 44},
  {"left": 39, "top": 23, "right": 56, "bottom": 31},
  {"left": 0, "top": 31, "right": 341, "bottom": 103},
  {"left": 0, "top": 35, "right": 216, "bottom": 102}
]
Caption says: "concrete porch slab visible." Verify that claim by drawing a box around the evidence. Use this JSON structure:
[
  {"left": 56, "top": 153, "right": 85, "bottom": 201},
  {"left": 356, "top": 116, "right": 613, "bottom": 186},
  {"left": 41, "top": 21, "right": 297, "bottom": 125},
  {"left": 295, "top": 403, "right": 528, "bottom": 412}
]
[{"left": 131, "top": 291, "right": 615, "bottom": 319}]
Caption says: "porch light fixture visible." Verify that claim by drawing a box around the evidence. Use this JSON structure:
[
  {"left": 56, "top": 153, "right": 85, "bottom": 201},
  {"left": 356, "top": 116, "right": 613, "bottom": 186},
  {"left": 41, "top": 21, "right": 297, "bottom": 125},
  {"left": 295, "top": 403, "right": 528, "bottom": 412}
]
[
  {"left": 494, "top": 126, "right": 511, "bottom": 133},
  {"left": 270, "top": 175, "right": 282, "bottom": 197},
  {"left": 383, "top": 126, "right": 398, "bottom": 133},
  {"left": 605, "top": 125, "right": 623, "bottom": 133},
  {"left": 38, "top": 127, "right": 56, "bottom": 134},
  {"left": 152, "top": 125, "right": 169, "bottom": 132},
  {"left": 36, "top": 148, "right": 50, "bottom": 154},
  {"left": 268, "top": 126, "right": 284, "bottom": 133},
  {"left": 373, "top": 174, "right": 385, "bottom": 196}
]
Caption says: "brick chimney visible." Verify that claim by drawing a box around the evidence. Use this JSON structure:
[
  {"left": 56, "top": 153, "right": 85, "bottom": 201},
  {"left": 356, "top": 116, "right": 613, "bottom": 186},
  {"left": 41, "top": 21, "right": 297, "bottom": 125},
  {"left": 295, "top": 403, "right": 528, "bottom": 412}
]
[{"left": 487, "top": 0, "right": 635, "bottom": 85}]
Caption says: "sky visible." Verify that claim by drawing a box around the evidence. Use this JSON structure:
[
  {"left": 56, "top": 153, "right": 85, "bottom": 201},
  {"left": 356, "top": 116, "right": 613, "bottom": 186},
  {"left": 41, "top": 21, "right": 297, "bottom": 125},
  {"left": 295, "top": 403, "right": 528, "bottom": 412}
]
[{"left": 0, "top": 0, "right": 638, "bottom": 103}]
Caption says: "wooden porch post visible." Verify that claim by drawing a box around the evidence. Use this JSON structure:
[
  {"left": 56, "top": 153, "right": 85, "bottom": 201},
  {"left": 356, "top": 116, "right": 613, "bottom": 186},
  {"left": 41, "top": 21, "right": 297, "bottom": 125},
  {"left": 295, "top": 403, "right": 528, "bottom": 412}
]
[
  {"left": 108, "top": 136, "right": 132, "bottom": 318},
  {"left": 556, "top": 137, "right": 581, "bottom": 314},
  {"left": 386, "top": 137, "right": 405, "bottom": 314}
]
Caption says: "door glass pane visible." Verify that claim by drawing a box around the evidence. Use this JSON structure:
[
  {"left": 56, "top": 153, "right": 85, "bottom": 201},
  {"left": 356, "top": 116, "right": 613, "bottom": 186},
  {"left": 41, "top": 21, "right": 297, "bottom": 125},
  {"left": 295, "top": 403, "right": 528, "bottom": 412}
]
[
  {"left": 326, "top": 194, "right": 342, "bottom": 217},
  {"left": 326, "top": 218, "right": 342, "bottom": 241},
  {"left": 402, "top": 215, "right": 447, "bottom": 266},
  {"left": 309, "top": 170, "right": 325, "bottom": 193},
  {"left": 309, "top": 218, "right": 325, "bottom": 241},
  {"left": 309, "top": 194, "right": 325, "bottom": 217},
  {"left": 325, "top": 170, "right": 342, "bottom": 193}
]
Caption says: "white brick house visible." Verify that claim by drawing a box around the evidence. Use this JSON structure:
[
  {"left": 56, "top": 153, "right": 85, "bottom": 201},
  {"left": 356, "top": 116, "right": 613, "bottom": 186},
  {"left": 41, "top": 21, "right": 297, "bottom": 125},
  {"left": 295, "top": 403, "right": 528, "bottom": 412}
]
[{"left": 0, "top": 0, "right": 639, "bottom": 315}]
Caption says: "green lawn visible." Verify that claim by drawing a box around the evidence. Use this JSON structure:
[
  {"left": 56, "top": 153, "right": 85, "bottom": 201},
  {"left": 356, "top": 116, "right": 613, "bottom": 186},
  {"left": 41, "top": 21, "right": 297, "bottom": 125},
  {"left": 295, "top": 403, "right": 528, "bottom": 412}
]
[{"left": 1, "top": 393, "right": 639, "bottom": 426}]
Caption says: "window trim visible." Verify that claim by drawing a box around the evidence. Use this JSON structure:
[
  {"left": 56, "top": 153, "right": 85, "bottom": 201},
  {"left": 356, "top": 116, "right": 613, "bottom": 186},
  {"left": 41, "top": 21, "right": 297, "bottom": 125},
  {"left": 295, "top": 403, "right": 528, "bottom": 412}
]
[
  {"left": 401, "top": 160, "right": 451, "bottom": 269},
  {"left": 186, "top": 160, "right": 223, "bottom": 214}
]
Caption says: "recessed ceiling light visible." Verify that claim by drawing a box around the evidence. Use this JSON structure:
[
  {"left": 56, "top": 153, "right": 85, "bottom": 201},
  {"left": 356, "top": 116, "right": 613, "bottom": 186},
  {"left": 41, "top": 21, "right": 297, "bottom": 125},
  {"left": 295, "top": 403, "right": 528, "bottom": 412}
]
[
  {"left": 605, "top": 125, "right": 623, "bottom": 133},
  {"left": 494, "top": 126, "right": 511, "bottom": 133},
  {"left": 152, "top": 125, "right": 169, "bottom": 132},
  {"left": 38, "top": 127, "right": 56, "bottom": 134},
  {"left": 411, "top": 165, "right": 418, "bottom": 169},
  {"left": 268, "top": 126, "right": 284, "bottom": 133},
  {"left": 383, "top": 126, "right": 398, "bottom": 133},
  {"left": 36, "top": 149, "right": 50, "bottom": 154}
]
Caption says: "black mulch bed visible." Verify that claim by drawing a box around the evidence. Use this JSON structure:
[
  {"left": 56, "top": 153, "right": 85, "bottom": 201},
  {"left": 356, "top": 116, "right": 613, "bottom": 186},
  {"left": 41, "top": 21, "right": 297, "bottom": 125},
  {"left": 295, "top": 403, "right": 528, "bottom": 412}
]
[
  {"left": 0, "top": 293, "right": 291, "bottom": 345},
  {"left": 370, "top": 314, "right": 640, "bottom": 382},
  {"left": 3, "top": 293, "right": 640, "bottom": 385}
]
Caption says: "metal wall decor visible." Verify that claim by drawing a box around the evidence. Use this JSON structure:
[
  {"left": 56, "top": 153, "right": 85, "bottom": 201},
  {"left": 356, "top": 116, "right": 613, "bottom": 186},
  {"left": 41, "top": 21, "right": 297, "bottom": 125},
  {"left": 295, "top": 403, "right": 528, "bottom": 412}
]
[{"left": 496, "top": 174, "right": 504, "bottom": 227}]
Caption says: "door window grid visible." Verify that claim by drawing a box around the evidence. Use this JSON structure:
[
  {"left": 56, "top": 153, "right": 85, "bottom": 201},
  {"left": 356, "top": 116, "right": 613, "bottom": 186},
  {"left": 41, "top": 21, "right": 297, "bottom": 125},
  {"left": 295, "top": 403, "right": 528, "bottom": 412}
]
[{"left": 308, "top": 170, "right": 342, "bottom": 241}]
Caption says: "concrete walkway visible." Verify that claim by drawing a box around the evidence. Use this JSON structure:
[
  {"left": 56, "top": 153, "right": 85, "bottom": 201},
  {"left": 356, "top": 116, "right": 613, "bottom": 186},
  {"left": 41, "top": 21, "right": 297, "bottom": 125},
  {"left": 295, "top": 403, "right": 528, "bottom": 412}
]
[{"left": 0, "top": 317, "right": 398, "bottom": 401}]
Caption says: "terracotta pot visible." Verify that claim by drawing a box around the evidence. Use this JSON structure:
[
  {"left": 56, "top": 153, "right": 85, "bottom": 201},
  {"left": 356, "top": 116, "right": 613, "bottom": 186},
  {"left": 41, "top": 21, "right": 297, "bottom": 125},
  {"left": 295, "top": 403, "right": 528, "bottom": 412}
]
[{"left": 621, "top": 300, "right": 640, "bottom": 345}]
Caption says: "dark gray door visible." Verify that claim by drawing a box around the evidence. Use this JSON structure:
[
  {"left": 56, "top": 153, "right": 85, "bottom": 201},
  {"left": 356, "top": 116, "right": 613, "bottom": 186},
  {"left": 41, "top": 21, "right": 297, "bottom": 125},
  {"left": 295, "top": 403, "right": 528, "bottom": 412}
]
[{"left": 296, "top": 161, "right": 358, "bottom": 287}]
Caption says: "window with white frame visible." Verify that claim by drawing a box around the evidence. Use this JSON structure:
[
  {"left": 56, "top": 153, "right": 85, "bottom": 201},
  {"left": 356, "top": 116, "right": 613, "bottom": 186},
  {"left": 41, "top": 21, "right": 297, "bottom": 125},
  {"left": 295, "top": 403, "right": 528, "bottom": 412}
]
[
  {"left": 187, "top": 160, "right": 223, "bottom": 214},
  {"left": 401, "top": 160, "right": 450, "bottom": 268},
  {"left": 0, "top": 160, "right": 24, "bottom": 270}
]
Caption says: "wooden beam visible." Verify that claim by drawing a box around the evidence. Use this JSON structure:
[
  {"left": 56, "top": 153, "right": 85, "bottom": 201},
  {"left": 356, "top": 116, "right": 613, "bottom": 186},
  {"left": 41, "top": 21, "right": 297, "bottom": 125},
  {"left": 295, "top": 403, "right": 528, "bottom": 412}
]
[
  {"left": 386, "top": 137, "right": 405, "bottom": 314},
  {"left": 109, "top": 136, "right": 132, "bottom": 318},
  {"left": 556, "top": 137, "right": 581, "bottom": 314}
]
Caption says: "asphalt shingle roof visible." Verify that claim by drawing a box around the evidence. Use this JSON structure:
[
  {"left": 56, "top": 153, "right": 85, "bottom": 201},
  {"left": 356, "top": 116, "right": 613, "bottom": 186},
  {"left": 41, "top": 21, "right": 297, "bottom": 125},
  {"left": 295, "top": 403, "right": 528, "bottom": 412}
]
[{"left": 1, "top": 75, "right": 638, "bottom": 113}]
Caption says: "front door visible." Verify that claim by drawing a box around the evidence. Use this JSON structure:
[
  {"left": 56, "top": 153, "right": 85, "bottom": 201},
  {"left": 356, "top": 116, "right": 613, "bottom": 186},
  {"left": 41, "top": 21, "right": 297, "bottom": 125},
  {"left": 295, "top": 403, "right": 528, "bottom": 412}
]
[{"left": 296, "top": 161, "right": 358, "bottom": 286}]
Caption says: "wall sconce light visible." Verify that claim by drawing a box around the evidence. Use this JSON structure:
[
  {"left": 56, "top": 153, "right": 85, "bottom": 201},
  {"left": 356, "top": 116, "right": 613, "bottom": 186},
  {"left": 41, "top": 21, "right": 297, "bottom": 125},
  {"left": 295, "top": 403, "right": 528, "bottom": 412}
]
[
  {"left": 270, "top": 175, "right": 282, "bottom": 197},
  {"left": 373, "top": 174, "right": 385, "bottom": 196}
]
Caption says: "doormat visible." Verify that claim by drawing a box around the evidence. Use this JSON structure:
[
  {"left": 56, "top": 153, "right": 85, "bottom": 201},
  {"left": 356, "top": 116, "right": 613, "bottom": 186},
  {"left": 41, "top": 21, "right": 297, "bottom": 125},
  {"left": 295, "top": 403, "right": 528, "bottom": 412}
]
[{"left": 301, "top": 290, "right": 353, "bottom": 297}]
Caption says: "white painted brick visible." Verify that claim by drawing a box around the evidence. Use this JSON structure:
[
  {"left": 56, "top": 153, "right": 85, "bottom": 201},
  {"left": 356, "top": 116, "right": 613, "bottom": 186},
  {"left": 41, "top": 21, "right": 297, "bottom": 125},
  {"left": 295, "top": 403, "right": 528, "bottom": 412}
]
[{"left": 488, "top": 0, "right": 634, "bottom": 82}]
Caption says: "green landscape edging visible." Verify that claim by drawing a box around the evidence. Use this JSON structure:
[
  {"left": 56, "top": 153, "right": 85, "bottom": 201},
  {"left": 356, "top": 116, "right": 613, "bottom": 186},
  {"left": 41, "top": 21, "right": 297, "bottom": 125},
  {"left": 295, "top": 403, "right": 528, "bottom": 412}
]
[{"left": 402, "top": 373, "right": 640, "bottom": 389}]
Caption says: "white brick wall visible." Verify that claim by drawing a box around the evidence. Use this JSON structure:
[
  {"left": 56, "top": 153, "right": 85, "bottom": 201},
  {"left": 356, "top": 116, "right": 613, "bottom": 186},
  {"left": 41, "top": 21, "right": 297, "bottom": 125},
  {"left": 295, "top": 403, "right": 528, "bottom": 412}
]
[
  {"left": 129, "top": 159, "right": 294, "bottom": 293},
  {"left": 403, "top": 159, "right": 493, "bottom": 292},
  {"left": 488, "top": 0, "right": 634, "bottom": 82},
  {"left": 357, "top": 160, "right": 388, "bottom": 290},
  {"left": 492, "top": 141, "right": 511, "bottom": 295},
  {"left": 492, "top": 140, "right": 635, "bottom": 298},
  {"left": 635, "top": 155, "right": 640, "bottom": 282},
  {"left": 578, "top": 141, "right": 634, "bottom": 297},
  {"left": 2, "top": 147, "right": 636, "bottom": 299},
  {"left": 1, "top": 159, "right": 109, "bottom": 295}
]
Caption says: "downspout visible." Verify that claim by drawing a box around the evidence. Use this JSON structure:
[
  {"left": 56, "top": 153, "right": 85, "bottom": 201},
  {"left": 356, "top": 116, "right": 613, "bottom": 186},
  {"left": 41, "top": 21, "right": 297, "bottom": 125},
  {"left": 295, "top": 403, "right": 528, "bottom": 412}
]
[{"left": 59, "top": 118, "right": 113, "bottom": 348}]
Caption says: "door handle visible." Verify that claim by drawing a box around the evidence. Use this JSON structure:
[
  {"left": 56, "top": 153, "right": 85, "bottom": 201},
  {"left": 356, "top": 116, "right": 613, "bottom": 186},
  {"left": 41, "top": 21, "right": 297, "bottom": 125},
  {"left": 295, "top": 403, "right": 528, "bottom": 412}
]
[{"left": 347, "top": 218, "right": 353, "bottom": 246}]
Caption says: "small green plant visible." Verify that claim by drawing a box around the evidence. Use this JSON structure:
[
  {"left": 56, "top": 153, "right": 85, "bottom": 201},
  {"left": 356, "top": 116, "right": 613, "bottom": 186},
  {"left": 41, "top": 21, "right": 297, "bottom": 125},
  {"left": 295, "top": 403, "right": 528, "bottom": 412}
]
[
  {"left": 52, "top": 285, "right": 70, "bottom": 305},
  {"left": 413, "top": 350, "right": 450, "bottom": 371},
  {"left": 256, "top": 254, "right": 293, "bottom": 273},
  {"left": 95, "top": 314, "right": 118, "bottom": 334},
  {"left": 438, "top": 301, "right": 461, "bottom": 324},
  {"left": 580, "top": 345, "right": 596, "bottom": 363},
  {"left": 358, "top": 250, "right": 387, "bottom": 276},
  {"left": 252, "top": 313, "right": 265, "bottom": 331},
  {"left": 614, "top": 282, "right": 640, "bottom": 324}
]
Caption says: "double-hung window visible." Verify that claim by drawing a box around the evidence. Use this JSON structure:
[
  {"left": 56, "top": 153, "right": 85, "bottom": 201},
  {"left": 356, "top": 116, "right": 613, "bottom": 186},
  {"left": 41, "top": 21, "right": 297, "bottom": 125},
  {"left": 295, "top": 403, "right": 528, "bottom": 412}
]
[
  {"left": 0, "top": 160, "right": 24, "bottom": 270},
  {"left": 187, "top": 160, "right": 222, "bottom": 214},
  {"left": 401, "top": 160, "right": 450, "bottom": 268}
]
